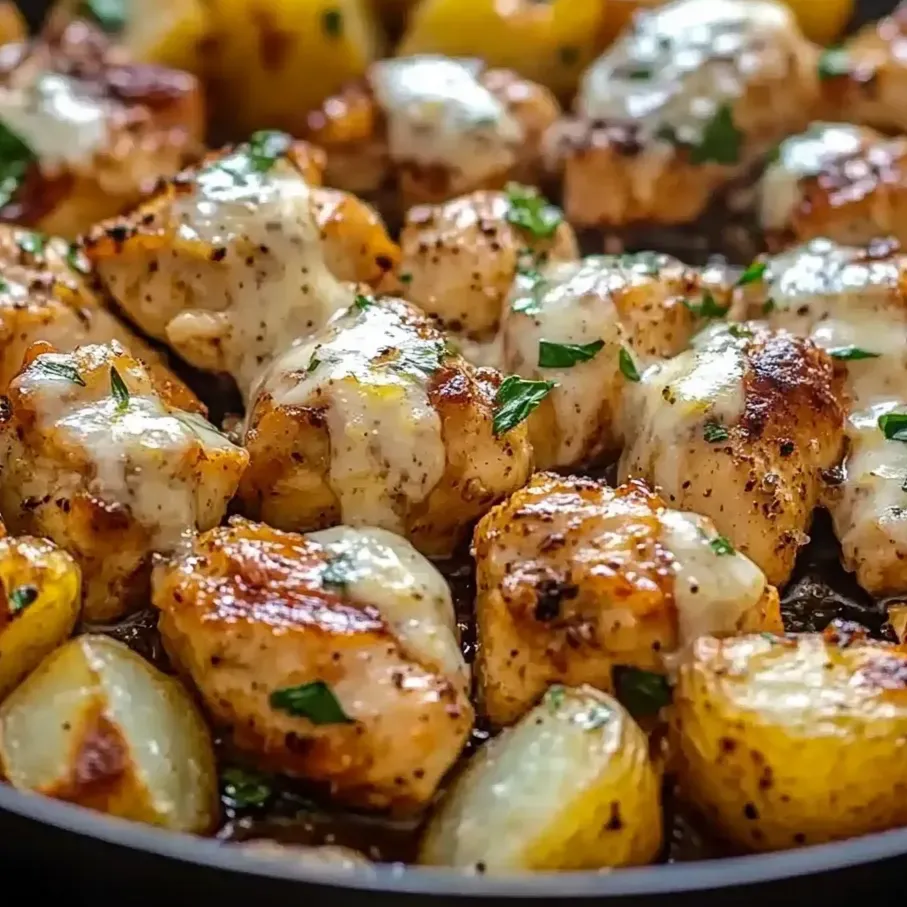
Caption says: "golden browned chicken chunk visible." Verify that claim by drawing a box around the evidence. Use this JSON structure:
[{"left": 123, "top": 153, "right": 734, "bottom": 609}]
[
  {"left": 736, "top": 239, "right": 907, "bottom": 596},
  {"left": 239, "top": 294, "right": 534, "bottom": 557},
  {"left": 473, "top": 473, "right": 781, "bottom": 727},
  {"left": 0, "top": 18, "right": 204, "bottom": 238},
  {"left": 0, "top": 224, "right": 200, "bottom": 405},
  {"left": 392, "top": 187, "right": 578, "bottom": 346},
  {"left": 153, "top": 517, "right": 473, "bottom": 812},
  {"left": 673, "top": 628, "right": 907, "bottom": 852},
  {"left": 618, "top": 322, "right": 846, "bottom": 586},
  {"left": 304, "top": 56, "right": 560, "bottom": 208},
  {"left": 545, "top": 0, "right": 819, "bottom": 228},
  {"left": 0, "top": 341, "right": 248, "bottom": 620},
  {"left": 83, "top": 133, "right": 398, "bottom": 399},
  {"left": 496, "top": 253, "right": 728, "bottom": 469},
  {"left": 758, "top": 122, "right": 907, "bottom": 251}
]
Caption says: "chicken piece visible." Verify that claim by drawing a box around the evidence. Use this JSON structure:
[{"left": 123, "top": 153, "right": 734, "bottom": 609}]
[
  {"left": 0, "top": 224, "right": 200, "bottom": 407},
  {"left": 0, "top": 341, "right": 249, "bottom": 620},
  {"left": 239, "top": 294, "right": 533, "bottom": 557},
  {"left": 497, "top": 253, "right": 728, "bottom": 469},
  {"left": 82, "top": 133, "right": 398, "bottom": 400},
  {"left": 618, "top": 322, "right": 846, "bottom": 586},
  {"left": 758, "top": 122, "right": 907, "bottom": 251},
  {"left": 473, "top": 473, "right": 781, "bottom": 727},
  {"left": 0, "top": 19, "right": 203, "bottom": 238},
  {"left": 544, "top": 0, "right": 819, "bottom": 228},
  {"left": 304, "top": 56, "right": 560, "bottom": 209},
  {"left": 736, "top": 239, "right": 907, "bottom": 595},
  {"left": 392, "top": 187, "right": 578, "bottom": 346},
  {"left": 153, "top": 517, "right": 473, "bottom": 811}
]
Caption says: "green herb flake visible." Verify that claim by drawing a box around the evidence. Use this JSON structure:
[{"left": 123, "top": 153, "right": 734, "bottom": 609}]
[
  {"left": 511, "top": 269, "right": 547, "bottom": 315},
  {"left": 545, "top": 685, "right": 566, "bottom": 714},
  {"left": 247, "top": 129, "right": 292, "bottom": 171},
  {"left": 818, "top": 47, "right": 850, "bottom": 81},
  {"left": 321, "top": 552, "right": 354, "bottom": 590},
  {"left": 173, "top": 410, "right": 230, "bottom": 442},
  {"left": 902, "top": 475, "right": 907, "bottom": 492},
  {"left": 33, "top": 359, "right": 85, "bottom": 386},
  {"left": 727, "top": 323, "right": 752, "bottom": 339},
  {"left": 827, "top": 346, "right": 880, "bottom": 361},
  {"left": 354, "top": 293, "right": 373, "bottom": 311},
  {"left": 683, "top": 291, "right": 729, "bottom": 319},
  {"left": 66, "top": 243, "right": 91, "bottom": 276},
  {"left": 559, "top": 45, "right": 580, "bottom": 66},
  {"left": 614, "top": 666, "right": 672, "bottom": 718},
  {"left": 703, "top": 420, "right": 729, "bottom": 443},
  {"left": 221, "top": 767, "right": 273, "bottom": 810},
  {"left": 619, "top": 346, "right": 641, "bottom": 382},
  {"left": 79, "top": 0, "right": 126, "bottom": 32},
  {"left": 269, "top": 680, "right": 353, "bottom": 725},
  {"left": 322, "top": 7, "right": 343, "bottom": 38},
  {"left": 737, "top": 260, "right": 766, "bottom": 287},
  {"left": 109, "top": 366, "right": 129, "bottom": 412},
  {"left": 879, "top": 412, "right": 907, "bottom": 442},
  {"left": 16, "top": 230, "right": 46, "bottom": 257},
  {"left": 689, "top": 105, "right": 742, "bottom": 166},
  {"left": 575, "top": 702, "right": 612, "bottom": 731},
  {"left": 505, "top": 183, "right": 564, "bottom": 240},
  {"left": 762, "top": 297, "right": 776, "bottom": 315},
  {"left": 397, "top": 339, "right": 446, "bottom": 379},
  {"left": 399, "top": 272, "right": 413, "bottom": 284},
  {"left": 8, "top": 584, "right": 37, "bottom": 613},
  {"left": 0, "top": 123, "right": 35, "bottom": 210},
  {"left": 492, "top": 375, "right": 556, "bottom": 436},
  {"left": 307, "top": 354, "right": 321, "bottom": 373},
  {"left": 709, "top": 535, "right": 735, "bottom": 556},
  {"left": 538, "top": 339, "right": 605, "bottom": 369}
]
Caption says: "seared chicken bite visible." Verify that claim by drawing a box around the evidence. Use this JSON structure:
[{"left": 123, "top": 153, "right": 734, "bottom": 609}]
[
  {"left": 473, "top": 474, "right": 781, "bottom": 727},
  {"left": 618, "top": 322, "right": 846, "bottom": 586},
  {"left": 0, "top": 342, "right": 248, "bottom": 620},
  {"left": 239, "top": 294, "right": 533, "bottom": 557},
  {"left": 153, "top": 517, "right": 473, "bottom": 811},
  {"left": 545, "top": 0, "right": 819, "bottom": 228},
  {"left": 305, "top": 56, "right": 560, "bottom": 208},
  {"left": 83, "top": 132, "right": 397, "bottom": 399},
  {"left": 758, "top": 122, "right": 907, "bottom": 250},
  {"left": 0, "top": 18, "right": 203, "bottom": 238},
  {"left": 737, "top": 239, "right": 907, "bottom": 595},
  {"left": 497, "top": 253, "right": 726, "bottom": 469},
  {"left": 392, "top": 187, "right": 578, "bottom": 346}
]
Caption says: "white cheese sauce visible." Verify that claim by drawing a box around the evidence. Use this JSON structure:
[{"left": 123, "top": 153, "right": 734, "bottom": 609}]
[
  {"left": 256, "top": 302, "right": 446, "bottom": 533},
  {"left": 368, "top": 56, "right": 523, "bottom": 185},
  {"left": 308, "top": 525, "right": 467, "bottom": 689},
  {"left": 578, "top": 0, "right": 797, "bottom": 147}
]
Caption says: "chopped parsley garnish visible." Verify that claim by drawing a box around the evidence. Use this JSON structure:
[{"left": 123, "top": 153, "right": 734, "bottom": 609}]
[
  {"left": 545, "top": 685, "right": 566, "bottom": 714},
  {"left": 827, "top": 346, "right": 880, "bottom": 361},
  {"left": 203, "top": 131, "right": 290, "bottom": 186},
  {"left": 354, "top": 293, "right": 373, "bottom": 311},
  {"left": 16, "top": 230, "right": 45, "bottom": 257},
  {"left": 0, "top": 123, "right": 35, "bottom": 210},
  {"left": 709, "top": 535, "right": 735, "bottom": 556},
  {"left": 762, "top": 297, "right": 776, "bottom": 315},
  {"left": 818, "top": 47, "right": 850, "bottom": 81},
  {"left": 492, "top": 376, "right": 556, "bottom": 436},
  {"left": 619, "top": 346, "right": 640, "bottom": 382},
  {"left": 727, "top": 323, "right": 752, "bottom": 339},
  {"left": 575, "top": 702, "right": 612, "bottom": 731},
  {"left": 683, "top": 291, "right": 729, "bottom": 319},
  {"left": 79, "top": 0, "right": 126, "bottom": 32},
  {"left": 505, "top": 183, "right": 564, "bottom": 240},
  {"left": 173, "top": 410, "right": 229, "bottom": 441},
  {"left": 703, "top": 420, "right": 729, "bottom": 443},
  {"left": 321, "top": 552, "right": 354, "bottom": 590},
  {"left": 397, "top": 339, "right": 446, "bottom": 379},
  {"left": 538, "top": 339, "right": 604, "bottom": 369},
  {"left": 269, "top": 680, "right": 353, "bottom": 725},
  {"left": 879, "top": 412, "right": 907, "bottom": 442},
  {"left": 307, "top": 353, "right": 321, "bottom": 373},
  {"left": 689, "top": 105, "right": 742, "bottom": 166},
  {"left": 621, "top": 251, "right": 662, "bottom": 276},
  {"left": 613, "top": 666, "right": 672, "bottom": 718},
  {"left": 737, "top": 260, "right": 766, "bottom": 287},
  {"left": 33, "top": 359, "right": 85, "bottom": 386},
  {"left": 109, "top": 366, "right": 129, "bottom": 412},
  {"left": 626, "top": 66, "right": 652, "bottom": 81},
  {"left": 8, "top": 584, "right": 37, "bottom": 613},
  {"left": 322, "top": 7, "right": 343, "bottom": 37},
  {"left": 221, "top": 767, "right": 273, "bottom": 810},
  {"left": 399, "top": 272, "right": 413, "bottom": 284},
  {"left": 66, "top": 243, "right": 91, "bottom": 276},
  {"left": 511, "top": 268, "right": 547, "bottom": 315}
]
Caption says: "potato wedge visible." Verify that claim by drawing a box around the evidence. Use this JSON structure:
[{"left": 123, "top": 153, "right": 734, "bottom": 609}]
[
  {"left": 0, "top": 536, "right": 80, "bottom": 700},
  {"left": 419, "top": 685, "right": 662, "bottom": 872},
  {"left": 0, "top": 634, "right": 217, "bottom": 833},
  {"left": 673, "top": 631, "right": 907, "bottom": 852}
]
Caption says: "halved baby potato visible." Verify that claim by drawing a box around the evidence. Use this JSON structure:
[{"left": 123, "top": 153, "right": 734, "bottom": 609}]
[
  {"left": 0, "top": 634, "right": 218, "bottom": 833},
  {"left": 419, "top": 685, "right": 662, "bottom": 872},
  {"left": 0, "top": 536, "right": 80, "bottom": 700}
]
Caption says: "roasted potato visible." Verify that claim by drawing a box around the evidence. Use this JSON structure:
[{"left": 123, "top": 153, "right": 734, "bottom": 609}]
[
  {"left": 0, "top": 342, "right": 248, "bottom": 621},
  {"left": 0, "top": 634, "right": 217, "bottom": 832},
  {"left": 0, "top": 1, "right": 24, "bottom": 45},
  {"left": 239, "top": 295, "right": 533, "bottom": 557},
  {"left": 0, "top": 536, "right": 80, "bottom": 700},
  {"left": 673, "top": 630, "right": 907, "bottom": 852},
  {"left": 420, "top": 685, "right": 662, "bottom": 872},
  {"left": 153, "top": 518, "right": 473, "bottom": 812}
]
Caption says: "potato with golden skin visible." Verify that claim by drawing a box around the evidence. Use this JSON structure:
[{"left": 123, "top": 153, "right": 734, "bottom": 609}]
[
  {"left": 420, "top": 685, "right": 662, "bottom": 871},
  {"left": 0, "top": 634, "right": 217, "bottom": 833},
  {"left": 673, "top": 628, "right": 907, "bottom": 852},
  {"left": 0, "top": 536, "right": 80, "bottom": 700},
  {"left": 239, "top": 295, "right": 533, "bottom": 557},
  {"left": 474, "top": 473, "right": 782, "bottom": 727},
  {"left": 0, "top": 342, "right": 248, "bottom": 621},
  {"left": 153, "top": 517, "right": 474, "bottom": 812}
]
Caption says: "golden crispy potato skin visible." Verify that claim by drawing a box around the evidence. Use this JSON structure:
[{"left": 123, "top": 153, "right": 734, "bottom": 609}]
[
  {"left": 0, "top": 19, "right": 203, "bottom": 238},
  {"left": 420, "top": 685, "right": 662, "bottom": 871},
  {"left": 153, "top": 518, "right": 473, "bottom": 812},
  {"left": 474, "top": 474, "right": 781, "bottom": 727},
  {"left": 673, "top": 628, "right": 907, "bottom": 852},
  {"left": 239, "top": 295, "right": 533, "bottom": 557},
  {"left": 0, "top": 342, "right": 247, "bottom": 620}
]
